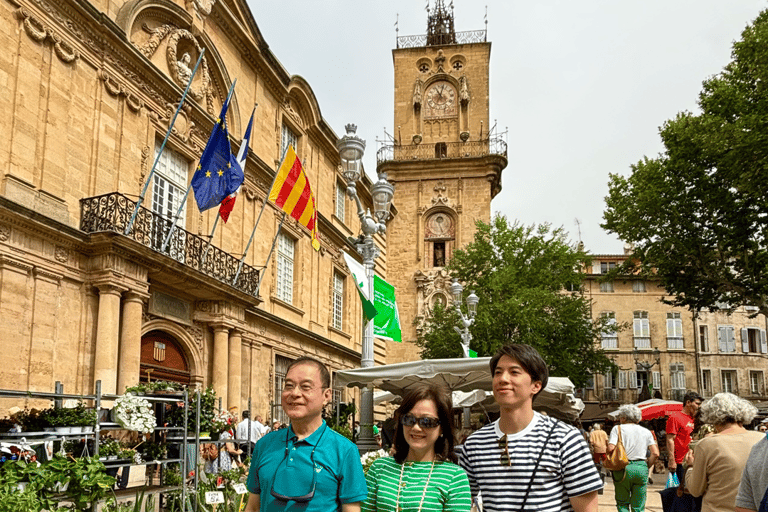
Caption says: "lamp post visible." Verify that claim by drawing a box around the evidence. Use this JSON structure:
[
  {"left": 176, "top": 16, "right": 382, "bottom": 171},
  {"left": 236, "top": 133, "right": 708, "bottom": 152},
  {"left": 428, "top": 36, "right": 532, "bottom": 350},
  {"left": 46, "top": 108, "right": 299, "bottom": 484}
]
[
  {"left": 449, "top": 279, "right": 479, "bottom": 358},
  {"left": 633, "top": 347, "right": 662, "bottom": 398},
  {"left": 337, "top": 124, "right": 394, "bottom": 453}
]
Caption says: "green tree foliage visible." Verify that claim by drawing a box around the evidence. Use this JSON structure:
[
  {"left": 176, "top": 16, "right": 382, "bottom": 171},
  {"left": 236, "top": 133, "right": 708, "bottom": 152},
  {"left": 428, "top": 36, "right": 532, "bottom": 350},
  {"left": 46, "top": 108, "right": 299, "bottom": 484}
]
[
  {"left": 415, "top": 215, "right": 614, "bottom": 387},
  {"left": 603, "top": 10, "right": 768, "bottom": 316}
]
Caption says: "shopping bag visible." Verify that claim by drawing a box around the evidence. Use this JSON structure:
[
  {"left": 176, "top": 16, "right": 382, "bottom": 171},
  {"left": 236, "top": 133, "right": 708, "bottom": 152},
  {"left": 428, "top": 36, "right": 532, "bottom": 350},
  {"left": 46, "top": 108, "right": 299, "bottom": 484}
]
[
  {"left": 603, "top": 425, "right": 629, "bottom": 471},
  {"left": 665, "top": 471, "right": 679, "bottom": 489}
]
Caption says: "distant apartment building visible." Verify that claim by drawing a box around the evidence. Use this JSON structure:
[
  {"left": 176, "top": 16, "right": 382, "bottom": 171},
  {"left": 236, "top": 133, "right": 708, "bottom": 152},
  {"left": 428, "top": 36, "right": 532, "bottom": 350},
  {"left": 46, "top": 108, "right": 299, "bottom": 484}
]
[{"left": 580, "top": 252, "right": 767, "bottom": 406}]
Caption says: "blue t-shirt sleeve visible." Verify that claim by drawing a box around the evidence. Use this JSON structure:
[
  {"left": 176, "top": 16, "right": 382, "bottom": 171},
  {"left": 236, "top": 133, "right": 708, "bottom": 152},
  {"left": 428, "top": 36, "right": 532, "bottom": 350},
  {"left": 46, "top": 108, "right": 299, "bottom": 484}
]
[
  {"left": 246, "top": 441, "right": 261, "bottom": 494},
  {"left": 338, "top": 442, "right": 368, "bottom": 503}
]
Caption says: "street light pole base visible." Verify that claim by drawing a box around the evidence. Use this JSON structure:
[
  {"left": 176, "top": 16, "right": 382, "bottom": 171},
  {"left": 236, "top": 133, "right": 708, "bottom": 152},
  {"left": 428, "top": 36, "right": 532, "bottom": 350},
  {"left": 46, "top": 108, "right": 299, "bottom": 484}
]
[{"left": 356, "top": 437, "right": 381, "bottom": 456}]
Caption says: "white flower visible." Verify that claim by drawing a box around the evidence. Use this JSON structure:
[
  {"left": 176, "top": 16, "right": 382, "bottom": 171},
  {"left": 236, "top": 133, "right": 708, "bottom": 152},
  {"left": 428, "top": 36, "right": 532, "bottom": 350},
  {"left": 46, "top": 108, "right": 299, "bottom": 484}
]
[{"left": 113, "top": 393, "right": 156, "bottom": 434}]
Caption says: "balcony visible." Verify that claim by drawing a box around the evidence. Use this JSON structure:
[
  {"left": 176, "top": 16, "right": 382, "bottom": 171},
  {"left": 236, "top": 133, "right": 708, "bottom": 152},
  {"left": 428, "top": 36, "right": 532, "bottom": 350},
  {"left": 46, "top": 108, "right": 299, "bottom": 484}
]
[
  {"left": 396, "top": 29, "right": 487, "bottom": 49},
  {"left": 80, "top": 192, "right": 259, "bottom": 297},
  {"left": 376, "top": 137, "right": 507, "bottom": 165}
]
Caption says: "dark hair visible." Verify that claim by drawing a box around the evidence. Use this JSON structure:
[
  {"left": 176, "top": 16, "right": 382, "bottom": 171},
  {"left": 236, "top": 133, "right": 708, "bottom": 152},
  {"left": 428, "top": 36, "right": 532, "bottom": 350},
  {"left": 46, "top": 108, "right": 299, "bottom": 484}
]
[
  {"left": 242, "top": 410, "right": 250, "bottom": 419},
  {"left": 490, "top": 344, "right": 549, "bottom": 400},
  {"left": 392, "top": 383, "right": 456, "bottom": 464},
  {"left": 683, "top": 391, "right": 703, "bottom": 406},
  {"left": 286, "top": 356, "right": 331, "bottom": 389}
]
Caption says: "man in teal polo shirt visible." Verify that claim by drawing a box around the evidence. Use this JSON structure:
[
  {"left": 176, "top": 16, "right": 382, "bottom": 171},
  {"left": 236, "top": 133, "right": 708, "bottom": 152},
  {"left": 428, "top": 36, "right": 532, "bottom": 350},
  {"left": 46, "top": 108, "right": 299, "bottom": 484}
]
[{"left": 244, "top": 356, "right": 367, "bottom": 511}]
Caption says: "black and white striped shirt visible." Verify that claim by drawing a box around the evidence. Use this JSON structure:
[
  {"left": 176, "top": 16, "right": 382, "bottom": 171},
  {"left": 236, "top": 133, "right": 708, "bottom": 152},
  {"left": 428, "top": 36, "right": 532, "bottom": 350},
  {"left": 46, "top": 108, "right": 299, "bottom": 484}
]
[{"left": 459, "top": 413, "right": 603, "bottom": 512}]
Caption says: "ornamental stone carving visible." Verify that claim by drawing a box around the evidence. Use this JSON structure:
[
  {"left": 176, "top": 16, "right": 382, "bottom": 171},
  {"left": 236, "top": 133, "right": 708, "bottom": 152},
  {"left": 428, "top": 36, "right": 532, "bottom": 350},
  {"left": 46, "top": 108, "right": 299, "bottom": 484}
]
[
  {"left": 15, "top": 8, "right": 79, "bottom": 64},
  {"left": 0, "top": 225, "right": 9, "bottom": 242}
]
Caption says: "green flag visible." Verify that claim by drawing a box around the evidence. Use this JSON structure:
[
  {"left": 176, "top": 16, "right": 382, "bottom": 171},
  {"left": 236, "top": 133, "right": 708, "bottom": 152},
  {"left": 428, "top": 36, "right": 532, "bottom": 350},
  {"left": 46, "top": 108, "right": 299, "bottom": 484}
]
[
  {"left": 342, "top": 251, "right": 377, "bottom": 321},
  {"left": 373, "top": 275, "right": 402, "bottom": 342},
  {"left": 469, "top": 349, "right": 478, "bottom": 358}
]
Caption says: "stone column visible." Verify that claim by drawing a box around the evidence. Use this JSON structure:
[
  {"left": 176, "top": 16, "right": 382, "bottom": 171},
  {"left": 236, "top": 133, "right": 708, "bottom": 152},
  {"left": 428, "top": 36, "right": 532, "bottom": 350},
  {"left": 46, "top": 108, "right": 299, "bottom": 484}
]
[
  {"left": 211, "top": 324, "right": 230, "bottom": 408},
  {"left": 117, "top": 291, "right": 146, "bottom": 394},
  {"left": 93, "top": 284, "right": 125, "bottom": 395},
  {"left": 228, "top": 330, "right": 242, "bottom": 411}
]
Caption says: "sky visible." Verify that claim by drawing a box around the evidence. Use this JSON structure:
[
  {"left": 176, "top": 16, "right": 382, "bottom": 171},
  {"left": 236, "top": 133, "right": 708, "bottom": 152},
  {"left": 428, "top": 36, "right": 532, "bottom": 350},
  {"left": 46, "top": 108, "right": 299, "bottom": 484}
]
[{"left": 246, "top": 0, "right": 766, "bottom": 254}]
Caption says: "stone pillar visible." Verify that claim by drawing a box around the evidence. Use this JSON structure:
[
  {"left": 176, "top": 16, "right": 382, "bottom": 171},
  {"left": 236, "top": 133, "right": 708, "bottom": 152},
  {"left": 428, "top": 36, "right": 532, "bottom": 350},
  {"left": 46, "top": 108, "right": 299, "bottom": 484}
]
[
  {"left": 117, "top": 291, "right": 146, "bottom": 394},
  {"left": 93, "top": 284, "right": 125, "bottom": 395},
  {"left": 228, "top": 330, "right": 242, "bottom": 411},
  {"left": 211, "top": 324, "right": 230, "bottom": 408}
]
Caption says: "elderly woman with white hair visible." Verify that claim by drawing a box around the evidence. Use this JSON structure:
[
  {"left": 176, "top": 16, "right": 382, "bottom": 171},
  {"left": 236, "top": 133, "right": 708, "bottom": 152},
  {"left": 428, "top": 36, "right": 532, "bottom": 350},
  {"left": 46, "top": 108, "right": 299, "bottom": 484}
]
[
  {"left": 607, "top": 404, "right": 659, "bottom": 512},
  {"left": 684, "top": 392, "right": 763, "bottom": 512}
]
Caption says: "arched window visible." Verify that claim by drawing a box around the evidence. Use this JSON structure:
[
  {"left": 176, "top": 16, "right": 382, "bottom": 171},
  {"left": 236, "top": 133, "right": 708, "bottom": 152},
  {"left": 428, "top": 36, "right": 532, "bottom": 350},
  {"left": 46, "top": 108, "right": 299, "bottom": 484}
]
[
  {"left": 424, "top": 211, "right": 455, "bottom": 268},
  {"left": 140, "top": 330, "right": 191, "bottom": 385}
]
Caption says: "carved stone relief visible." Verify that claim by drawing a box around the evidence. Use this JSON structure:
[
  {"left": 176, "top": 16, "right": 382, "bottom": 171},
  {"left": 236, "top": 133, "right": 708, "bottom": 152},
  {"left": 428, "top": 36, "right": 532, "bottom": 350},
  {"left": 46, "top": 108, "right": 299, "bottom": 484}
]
[
  {"left": 54, "top": 246, "right": 68, "bottom": 263},
  {"left": 432, "top": 181, "right": 450, "bottom": 206},
  {"left": 413, "top": 268, "right": 453, "bottom": 322},
  {"left": 15, "top": 8, "right": 80, "bottom": 64},
  {"left": 99, "top": 71, "right": 144, "bottom": 114},
  {"left": 0, "top": 225, "right": 10, "bottom": 242},
  {"left": 424, "top": 212, "right": 454, "bottom": 240}
]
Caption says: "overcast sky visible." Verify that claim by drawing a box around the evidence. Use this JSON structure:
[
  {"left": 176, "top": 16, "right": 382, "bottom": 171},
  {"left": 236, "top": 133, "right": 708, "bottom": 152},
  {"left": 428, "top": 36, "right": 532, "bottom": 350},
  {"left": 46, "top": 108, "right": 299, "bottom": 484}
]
[{"left": 247, "top": 0, "right": 766, "bottom": 254}]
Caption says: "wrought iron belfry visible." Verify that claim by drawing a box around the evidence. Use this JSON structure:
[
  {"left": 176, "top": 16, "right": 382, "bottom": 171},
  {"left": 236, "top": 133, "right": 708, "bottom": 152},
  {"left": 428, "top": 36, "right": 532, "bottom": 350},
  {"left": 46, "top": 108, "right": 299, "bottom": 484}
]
[{"left": 427, "top": 0, "right": 456, "bottom": 46}]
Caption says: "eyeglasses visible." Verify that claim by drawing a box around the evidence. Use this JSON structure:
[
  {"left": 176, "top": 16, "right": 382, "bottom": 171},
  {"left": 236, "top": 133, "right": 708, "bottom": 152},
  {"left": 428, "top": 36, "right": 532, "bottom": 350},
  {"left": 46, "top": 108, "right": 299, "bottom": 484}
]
[
  {"left": 282, "top": 382, "right": 323, "bottom": 394},
  {"left": 400, "top": 414, "right": 441, "bottom": 429},
  {"left": 498, "top": 434, "right": 511, "bottom": 466},
  {"left": 270, "top": 425, "right": 327, "bottom": 503}
]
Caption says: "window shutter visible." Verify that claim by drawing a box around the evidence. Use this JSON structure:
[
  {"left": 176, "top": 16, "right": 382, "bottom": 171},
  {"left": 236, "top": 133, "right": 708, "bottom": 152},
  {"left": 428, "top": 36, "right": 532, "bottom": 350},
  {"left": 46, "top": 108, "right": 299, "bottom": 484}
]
[
  {"left": 653, "top": 371, "right": 661, "bottom": 391},
  {"left": 741, "top": 328, "right": 750, "bottom": 353},
  {"left": 727, "top": 327, "right": 736, "bottom": 352},
  {"left": 629, "top": 371, "right": 638, "bottom": 389},
  {"left": 618, "top": 371, "right": 627, "bottom": 389},
  {"left": 592, "top": 262, "right": 601, "bottom": 274},
  {"left": 604, "top": 372, "right": 612, "bottom": 389},
  {"left": 761, "top": 330, "right": 767, "bottom": 354},
  {"left": 718, "top": 327, "right": 726, "bottom": 352},
  {"left": 667, "top": 318, "right": 674, "bottom": 337}
]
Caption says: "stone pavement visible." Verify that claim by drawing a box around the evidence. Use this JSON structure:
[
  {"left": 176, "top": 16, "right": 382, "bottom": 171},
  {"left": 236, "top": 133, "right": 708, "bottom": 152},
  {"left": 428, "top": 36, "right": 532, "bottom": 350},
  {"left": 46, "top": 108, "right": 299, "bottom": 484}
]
[{"left": 598, "top": 470, "right": 667, "bottom": 512}]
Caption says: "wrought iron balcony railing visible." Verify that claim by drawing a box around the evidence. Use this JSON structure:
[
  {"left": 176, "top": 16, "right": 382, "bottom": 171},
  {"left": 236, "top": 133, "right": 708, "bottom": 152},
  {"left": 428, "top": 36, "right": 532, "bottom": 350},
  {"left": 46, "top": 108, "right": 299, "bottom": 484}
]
[
  {"left": 396, "top": 29, "right": 487, "bottom": 49},
  {"left": 80, "top": 192, "right": 259, "bottom": 297},
  {"left": 377, "top": 137, "right": 507, "bottom": 165}
]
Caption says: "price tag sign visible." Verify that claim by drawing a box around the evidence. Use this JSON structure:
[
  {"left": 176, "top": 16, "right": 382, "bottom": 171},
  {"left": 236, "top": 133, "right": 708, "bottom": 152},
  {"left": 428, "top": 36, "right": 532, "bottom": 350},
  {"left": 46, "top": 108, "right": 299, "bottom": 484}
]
[
  {"left": 232, "top": 483, "right": 248, "bottom": 494},
  {"left": 205, "top": 491, "right": 225, "bottom": 504}
]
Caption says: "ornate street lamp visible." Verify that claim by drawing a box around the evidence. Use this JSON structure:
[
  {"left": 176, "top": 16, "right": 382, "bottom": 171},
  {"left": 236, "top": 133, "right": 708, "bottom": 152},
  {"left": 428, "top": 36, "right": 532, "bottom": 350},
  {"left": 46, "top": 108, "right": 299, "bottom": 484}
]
[
  {"left": 450, "top": 279, "right": 479, "bottom": 358},
  {"left": 337, "top": 124, "right": 394, "bottom": 453}
]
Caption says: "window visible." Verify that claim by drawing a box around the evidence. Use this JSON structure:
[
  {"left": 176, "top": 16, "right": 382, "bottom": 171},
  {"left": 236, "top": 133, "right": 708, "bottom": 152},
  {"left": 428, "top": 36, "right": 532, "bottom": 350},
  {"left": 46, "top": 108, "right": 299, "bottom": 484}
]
[
  {"left": 600, "top": 261, "right": 617, "bottom": 274},
  {"left": 633, "top": 311, "right": 650, "bottom": 349},
  {"left": 281, "top": 123, "right": 298, "bottom": 156},
  {"left": 276, "top": 233, "right": 295, "bottom": 304},
  {"left": 599, "top": 280, "right": 614, "bottom": 293},
  {"left": 433, "top": 241, "right": 446, "bottom": 267},
  {"left": 721, "top": 370, "right": 737, "bottom": 394},
  {"left": 601, "top": 312, "right": 617, "bottom": 349},
  {"left": 717, "top": 325, "right": 736, "bottom": 353},
  {"left": 151, "top": 142, "right": 188, "bottom": 256},
  {"left": 740, "top": 328, "right": 764, "bottom": 353},
  {"left": 652, "top": 371, "right": 661, "bottom": 394},
  {"left": 750, "top": 371, "right": 764, "bottom": 395},
  {"left": 670, "top": 363, "right": 686, "bottom": 397},
  {"left": 332, "top": 272, "right": 344, "bottom": 330},
  {"left": 335, "top": 181, "right": 346, "bottom": 221},
  {"left": 603, "top": 370, "right": 618, "bottom": 401},
  {"left": 585, "top": 375, "right": 594, "bottom": 389},
  {"left": 424, "top": 212, "right": 454, "bottom": 269},
  {"left": 666, "top": 312, "right": 683, "bottom": 349},
  {"left": 699, "top": 325, "right": 709, "bottom": 352},
  {"left": 701, "top": 369, "right": 712, "bottom": 396},
  {"left": 273, "top": 355, "right": 292, "bottom": 425},
  {"left": 632, "top": 280, "right": 646, "bottom": 293}
]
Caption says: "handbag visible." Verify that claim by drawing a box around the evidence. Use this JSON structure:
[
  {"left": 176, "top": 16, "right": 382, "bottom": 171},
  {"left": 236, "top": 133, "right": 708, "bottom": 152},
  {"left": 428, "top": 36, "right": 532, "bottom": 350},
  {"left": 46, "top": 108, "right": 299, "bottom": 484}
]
[{"left": 603, "top": 425, "right": 629, "bottom": 471}]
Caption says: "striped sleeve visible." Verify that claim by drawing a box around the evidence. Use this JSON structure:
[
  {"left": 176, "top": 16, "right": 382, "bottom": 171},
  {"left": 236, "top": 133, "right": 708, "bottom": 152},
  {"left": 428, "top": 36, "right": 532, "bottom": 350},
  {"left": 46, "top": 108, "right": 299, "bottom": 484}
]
[{"left": 558, "top": 423, "right": 604, "bottom": 498}]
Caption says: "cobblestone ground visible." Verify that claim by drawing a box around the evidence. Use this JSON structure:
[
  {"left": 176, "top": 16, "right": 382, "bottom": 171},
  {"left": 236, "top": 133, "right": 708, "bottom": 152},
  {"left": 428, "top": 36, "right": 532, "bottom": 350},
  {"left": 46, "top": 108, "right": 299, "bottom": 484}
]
[{"left": 598, "top": 470, "right": 666, "bottom": 512}]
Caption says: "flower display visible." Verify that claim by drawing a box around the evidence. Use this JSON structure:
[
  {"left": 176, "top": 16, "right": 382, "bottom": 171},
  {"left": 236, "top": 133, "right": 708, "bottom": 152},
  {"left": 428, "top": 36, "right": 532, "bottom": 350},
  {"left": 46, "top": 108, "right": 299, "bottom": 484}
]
[
  {"left": 360, "top": 449, "right": 388, "bottom": 474},
  {"left": 112, "top": 393, "right": 156, "bottom": 433},
  {"left": 211, "top": 410, "right": 236, "bottom": 435}
]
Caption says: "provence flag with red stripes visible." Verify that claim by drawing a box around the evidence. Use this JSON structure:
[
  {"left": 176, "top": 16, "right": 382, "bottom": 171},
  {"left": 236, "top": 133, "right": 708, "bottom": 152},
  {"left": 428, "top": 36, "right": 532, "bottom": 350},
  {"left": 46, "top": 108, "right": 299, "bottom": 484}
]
[{"left": 268, "top": 146, "right": 320, "bottom": 251}]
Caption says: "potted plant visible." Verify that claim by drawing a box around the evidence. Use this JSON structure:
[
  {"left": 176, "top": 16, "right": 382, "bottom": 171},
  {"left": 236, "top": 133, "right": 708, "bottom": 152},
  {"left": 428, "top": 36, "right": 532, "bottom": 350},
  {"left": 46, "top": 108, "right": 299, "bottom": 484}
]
[
  {"left": 68, "top": 402, "right": 97, "bottom": 433},
  {"left": 167, "top": 386, "right": 216, "bottom": 436},
  {"left": 112, "top": 394, "right": 156, "bottom": 434},
  {"left": 99, "top": 438, "right": 121, "bottom": 460}
]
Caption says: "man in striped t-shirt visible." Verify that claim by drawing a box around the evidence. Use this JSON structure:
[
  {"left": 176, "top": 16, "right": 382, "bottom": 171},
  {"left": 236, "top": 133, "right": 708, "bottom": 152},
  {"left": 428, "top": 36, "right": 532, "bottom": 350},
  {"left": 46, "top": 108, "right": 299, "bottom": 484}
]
[{"left": 459, "top": 344, "right": 602, "bottom": 512}]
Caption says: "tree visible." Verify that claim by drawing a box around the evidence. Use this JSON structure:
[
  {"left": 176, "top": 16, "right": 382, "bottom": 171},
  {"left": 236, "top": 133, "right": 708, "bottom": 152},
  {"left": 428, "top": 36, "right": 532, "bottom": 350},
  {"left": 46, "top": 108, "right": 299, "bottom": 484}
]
[
  {"left": 603, "top": 10, "right": 768, "bottom": 316},
  {"left": 415, "top": 215, "right": 614, "bottom": 387}
]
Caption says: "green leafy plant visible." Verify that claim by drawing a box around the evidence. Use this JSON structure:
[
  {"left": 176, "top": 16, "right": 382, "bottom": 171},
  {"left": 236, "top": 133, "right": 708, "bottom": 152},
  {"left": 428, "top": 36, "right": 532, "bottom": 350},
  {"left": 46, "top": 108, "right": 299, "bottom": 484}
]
[
  {"left": 99, "top": 437, "right": 121, "bottom": 458},
  {"left": 324, "top": 401, "right": 355, "bottom": 440},
  {"left": 138, "top": 439, "right": 166, "bottom": 461},
  {"left": 167, "top": 386, "right": 216, "bottom": 434},
  {"left": 117, "top": 448, "right": 136, "bottom": 461},
  {"left": 104, "top": 491, "right": 155, "bottom": 512},
  {"left": 124, "top": 380, "right": 184, "bottom": 395}
]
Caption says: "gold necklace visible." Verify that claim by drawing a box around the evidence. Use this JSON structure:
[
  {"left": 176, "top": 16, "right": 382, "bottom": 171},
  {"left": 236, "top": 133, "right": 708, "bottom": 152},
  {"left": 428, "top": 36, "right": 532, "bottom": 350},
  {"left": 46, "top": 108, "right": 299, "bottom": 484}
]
[{"left": 396, "top": 459, "right": 436, "bottom": 512}]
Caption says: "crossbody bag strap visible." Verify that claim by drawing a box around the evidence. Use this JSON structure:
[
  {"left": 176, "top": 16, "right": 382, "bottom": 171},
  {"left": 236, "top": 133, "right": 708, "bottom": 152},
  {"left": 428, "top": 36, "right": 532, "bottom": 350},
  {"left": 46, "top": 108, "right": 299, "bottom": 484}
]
[{"left": 518, "top": 419, "right": 559, "bottom": 512}]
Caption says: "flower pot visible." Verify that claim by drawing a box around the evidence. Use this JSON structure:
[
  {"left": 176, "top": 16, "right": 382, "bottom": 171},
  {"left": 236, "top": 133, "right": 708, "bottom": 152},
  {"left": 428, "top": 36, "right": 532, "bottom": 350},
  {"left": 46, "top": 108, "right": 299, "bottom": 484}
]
[
  {"left": 71, "top": 426, "right": 83, "bottom": 434},
  {"left": 55, "top": 426, "right": 72, "bottom": 434},
  {"left": 82, "top": 426, "right": 94, "bottom": 434}
]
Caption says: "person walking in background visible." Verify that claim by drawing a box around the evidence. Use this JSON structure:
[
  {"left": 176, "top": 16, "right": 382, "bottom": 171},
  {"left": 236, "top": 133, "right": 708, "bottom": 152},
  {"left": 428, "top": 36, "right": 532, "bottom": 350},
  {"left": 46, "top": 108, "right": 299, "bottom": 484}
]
[
  {"left": 459, "top": 344, "right": 602, "bottom": 512},
  {"left": 362, "top": 383, "right": 471, "bottom": 512},
  {"left": 589, "top": 423, "right": 609, "bottom": 475},
  {"left": 685, "top": 393, "right": 763, "bottom": 512},
  {"left": 237, "top": 410, "right": 263, "bottom": 452},
  {"left": 244, "top": 356, "right": 367, "bottom": 512},
  {"left": 607, "top": 404, "right": 659, "bottom": 512},
  {"left": 666, "top": 391, "right": 703, "bottom": 484}
]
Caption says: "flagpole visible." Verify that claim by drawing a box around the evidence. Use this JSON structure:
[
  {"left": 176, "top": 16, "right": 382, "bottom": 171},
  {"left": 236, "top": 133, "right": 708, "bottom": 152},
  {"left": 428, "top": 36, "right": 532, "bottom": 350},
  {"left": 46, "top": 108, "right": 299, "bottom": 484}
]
[
  {"left": 125, "top": 49, "right": 205, "bottom": 236},
  {"left": 201, "top": 104, "right": 257, "bottom": 268},
  {"left": 250, "top": 212, "right": 286, "bottom": 294},
  {"left": 160, "top": 80, "right": 237, "bottom": 253},
  {"left": 232, "top": 145, "right": 289, "bottom": 285}
]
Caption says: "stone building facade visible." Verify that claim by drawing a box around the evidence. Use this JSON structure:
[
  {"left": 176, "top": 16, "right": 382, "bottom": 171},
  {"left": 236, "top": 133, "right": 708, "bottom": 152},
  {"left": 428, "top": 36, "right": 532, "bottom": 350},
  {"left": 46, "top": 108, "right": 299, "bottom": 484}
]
[
  {"left": 378, "top": 1, "right": 507, "bottom": 363},
  {"left": 0, "top": 0, "right": 386, "bottom": 422},
  {"left": 582, "top": 252, "right": 767, "bottom": 406}
]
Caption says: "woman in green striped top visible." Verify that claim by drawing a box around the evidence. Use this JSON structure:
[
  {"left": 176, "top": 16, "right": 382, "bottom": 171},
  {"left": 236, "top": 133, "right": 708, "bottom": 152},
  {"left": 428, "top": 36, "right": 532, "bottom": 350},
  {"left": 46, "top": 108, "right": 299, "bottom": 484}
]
[{"left": 362, "top": 383, "right": 472, "bottom": 512}]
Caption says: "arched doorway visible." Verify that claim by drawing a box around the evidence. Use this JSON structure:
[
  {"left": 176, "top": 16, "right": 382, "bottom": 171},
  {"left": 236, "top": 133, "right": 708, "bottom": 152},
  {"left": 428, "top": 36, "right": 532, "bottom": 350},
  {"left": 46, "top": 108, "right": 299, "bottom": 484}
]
[{"left": 140, "top": 330, "right": 192, "bottom": 385}]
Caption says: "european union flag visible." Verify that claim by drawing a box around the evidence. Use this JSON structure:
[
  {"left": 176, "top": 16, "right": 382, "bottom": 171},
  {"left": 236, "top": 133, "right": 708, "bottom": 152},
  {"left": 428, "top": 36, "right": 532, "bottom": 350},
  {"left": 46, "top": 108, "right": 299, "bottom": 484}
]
[{"left": 191, "top": 96, "right": 245, "bottom": 211}]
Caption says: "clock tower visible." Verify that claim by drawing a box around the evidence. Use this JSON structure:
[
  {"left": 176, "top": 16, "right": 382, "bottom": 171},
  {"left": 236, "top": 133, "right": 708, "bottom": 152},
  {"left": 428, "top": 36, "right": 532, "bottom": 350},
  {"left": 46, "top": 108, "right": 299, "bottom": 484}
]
[{"left": 379, "top": 1, "right": 507, "bottom": 363}]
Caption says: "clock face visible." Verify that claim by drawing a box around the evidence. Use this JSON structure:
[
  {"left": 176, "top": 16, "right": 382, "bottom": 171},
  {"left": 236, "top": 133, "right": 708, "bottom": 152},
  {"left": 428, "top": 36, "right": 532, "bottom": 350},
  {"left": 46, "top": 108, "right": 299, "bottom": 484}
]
[{"left": 424, "top": 81, "right": 457, "bottom": 118}]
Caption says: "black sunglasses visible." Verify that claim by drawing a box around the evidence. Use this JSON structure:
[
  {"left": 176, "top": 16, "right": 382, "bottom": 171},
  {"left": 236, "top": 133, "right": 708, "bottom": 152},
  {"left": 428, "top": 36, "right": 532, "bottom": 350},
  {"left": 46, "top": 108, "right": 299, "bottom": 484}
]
[
  {"left": 270, "top": 425, "right": 327, "bottom": 503},
  {"left": 400, "top": 413, "right": 441, "bottom": 429}
]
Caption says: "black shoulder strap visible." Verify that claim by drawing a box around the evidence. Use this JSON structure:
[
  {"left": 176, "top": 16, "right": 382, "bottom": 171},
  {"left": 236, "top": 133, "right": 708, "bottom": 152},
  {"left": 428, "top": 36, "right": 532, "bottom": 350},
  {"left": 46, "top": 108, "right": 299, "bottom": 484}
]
[{"left": 519, "top": 419, "right": 559, "bottom": 512}]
